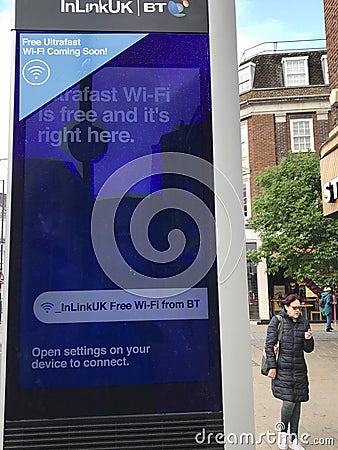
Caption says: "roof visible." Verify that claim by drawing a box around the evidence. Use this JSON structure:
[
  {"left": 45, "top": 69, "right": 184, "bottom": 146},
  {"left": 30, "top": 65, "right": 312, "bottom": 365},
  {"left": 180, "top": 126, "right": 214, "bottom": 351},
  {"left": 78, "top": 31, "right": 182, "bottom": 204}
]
[{"left": 239, "top": 50, "right": 327, "bottom": 90}]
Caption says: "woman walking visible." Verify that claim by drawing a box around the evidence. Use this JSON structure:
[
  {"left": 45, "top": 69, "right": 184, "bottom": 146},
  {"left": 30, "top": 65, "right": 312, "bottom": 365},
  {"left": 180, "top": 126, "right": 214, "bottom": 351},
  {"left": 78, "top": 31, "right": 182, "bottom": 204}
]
[
  {"left": 264, "top": 294, "right": 314, "bottom": 450},
  {"left": 320, "top": 287, "right": 334, "bottom": 332}
]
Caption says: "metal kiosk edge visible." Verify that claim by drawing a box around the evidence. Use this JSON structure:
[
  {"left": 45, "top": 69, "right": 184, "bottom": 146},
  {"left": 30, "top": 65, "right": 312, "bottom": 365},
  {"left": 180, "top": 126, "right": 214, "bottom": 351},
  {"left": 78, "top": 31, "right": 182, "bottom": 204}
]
[{"left": 209, "top": 2, "right": 255, "bottom": 447}]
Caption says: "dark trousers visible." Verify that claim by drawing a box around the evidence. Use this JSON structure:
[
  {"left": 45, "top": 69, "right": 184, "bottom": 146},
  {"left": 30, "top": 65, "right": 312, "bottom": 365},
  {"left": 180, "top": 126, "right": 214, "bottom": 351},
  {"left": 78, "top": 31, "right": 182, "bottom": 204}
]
[
  {"left": 281, "top": 400, "right": 301, "bottom": 441},
  {"left": 326, "top": 312, "right": 333, "bottom": 331}
]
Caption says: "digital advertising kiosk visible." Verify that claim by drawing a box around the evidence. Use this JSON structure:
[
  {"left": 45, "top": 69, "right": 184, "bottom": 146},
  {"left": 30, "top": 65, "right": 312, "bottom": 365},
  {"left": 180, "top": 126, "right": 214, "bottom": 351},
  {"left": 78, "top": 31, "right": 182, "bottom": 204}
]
[{"left": 1, "top": 0, "right": 255, "bottom": 448}]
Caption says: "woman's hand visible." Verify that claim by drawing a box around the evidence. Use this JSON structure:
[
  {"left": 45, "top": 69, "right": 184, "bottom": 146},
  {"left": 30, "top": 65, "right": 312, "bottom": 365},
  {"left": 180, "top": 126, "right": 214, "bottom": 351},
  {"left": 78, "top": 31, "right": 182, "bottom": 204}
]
[
  {"left": 305, "top": 329, "right": 313, "bottom": 340},
  {"left": 268, "top": 368, "right": 276, "bottom": 379}
]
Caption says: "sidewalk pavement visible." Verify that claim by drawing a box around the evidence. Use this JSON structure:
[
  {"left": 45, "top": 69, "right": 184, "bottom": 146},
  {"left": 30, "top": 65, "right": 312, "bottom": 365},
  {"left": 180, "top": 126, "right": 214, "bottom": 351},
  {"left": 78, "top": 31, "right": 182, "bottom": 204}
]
[{"left": 251, "top": 322, "right": 338, "bottom": 449}]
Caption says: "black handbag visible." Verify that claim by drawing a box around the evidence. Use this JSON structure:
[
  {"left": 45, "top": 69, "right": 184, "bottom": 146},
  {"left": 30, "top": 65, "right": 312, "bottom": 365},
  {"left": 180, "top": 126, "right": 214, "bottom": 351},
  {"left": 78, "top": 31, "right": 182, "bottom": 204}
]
[{"left": 261, "top": 315, "right": 283, "bottom": 376}]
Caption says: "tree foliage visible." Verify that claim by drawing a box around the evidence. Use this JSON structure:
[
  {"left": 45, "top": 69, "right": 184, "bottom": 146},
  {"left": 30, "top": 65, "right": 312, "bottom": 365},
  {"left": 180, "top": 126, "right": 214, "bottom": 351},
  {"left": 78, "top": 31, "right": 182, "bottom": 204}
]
[{"left": 247, "top": 152, "right": 338, "bottom": 287}]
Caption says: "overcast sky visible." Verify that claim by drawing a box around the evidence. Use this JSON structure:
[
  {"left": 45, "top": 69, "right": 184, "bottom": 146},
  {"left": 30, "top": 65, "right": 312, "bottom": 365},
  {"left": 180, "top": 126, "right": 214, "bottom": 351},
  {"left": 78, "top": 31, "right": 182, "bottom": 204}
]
[
  {"left": 236, "top": 0, "right": 325, "bottom": 60},
  {"left": 0, "top": 0, "right": 326, "bottom": 187}
]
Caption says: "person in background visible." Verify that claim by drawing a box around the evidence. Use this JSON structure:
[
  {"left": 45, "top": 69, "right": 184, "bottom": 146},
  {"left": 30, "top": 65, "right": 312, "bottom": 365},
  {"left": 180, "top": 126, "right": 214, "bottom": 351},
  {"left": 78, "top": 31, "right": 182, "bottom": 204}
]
[
  {"left": 264, "top": 294, "right": 314, "bottom": 450},
  {"left": 320, "top": 287, "right": 334, "bottom": 332}
]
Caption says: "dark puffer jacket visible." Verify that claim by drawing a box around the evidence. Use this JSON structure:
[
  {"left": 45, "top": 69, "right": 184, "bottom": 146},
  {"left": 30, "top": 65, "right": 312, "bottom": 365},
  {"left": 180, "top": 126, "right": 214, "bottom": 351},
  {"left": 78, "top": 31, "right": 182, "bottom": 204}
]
[{"left": 265, "top": 309, "right": 314, "bottom": 402}]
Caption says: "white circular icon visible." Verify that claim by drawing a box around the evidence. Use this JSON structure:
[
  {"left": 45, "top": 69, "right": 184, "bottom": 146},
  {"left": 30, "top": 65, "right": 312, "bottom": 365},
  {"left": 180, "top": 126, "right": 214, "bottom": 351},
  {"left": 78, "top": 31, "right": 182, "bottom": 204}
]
[
  {"left": 91, "top": 152, "right": 245, "bottom": 298},
  {"left": 22, "top": 59, "right": 51, "bottom": 86}
]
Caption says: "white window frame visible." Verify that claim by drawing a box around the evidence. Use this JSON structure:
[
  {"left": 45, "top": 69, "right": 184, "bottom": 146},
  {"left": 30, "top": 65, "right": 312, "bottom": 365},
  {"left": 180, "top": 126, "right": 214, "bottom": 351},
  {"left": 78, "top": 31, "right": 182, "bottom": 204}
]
[
  {"left": 240, "top": 121, "right": 248, "bottom": 157},
  {"left": 238, "top": 62, "right": 256, "bottom": 94},
  {"left": 243, "top": 180, "right": 251, "bottom": 218},
  {"left": 282, "top": 56, "right": 309, "bottom": 87},
  {"left": 290, "top": 118, "right": 315, "bottom": 153},
  {"left": 321, "top": 54, "right": 329, "bottom": 84}
]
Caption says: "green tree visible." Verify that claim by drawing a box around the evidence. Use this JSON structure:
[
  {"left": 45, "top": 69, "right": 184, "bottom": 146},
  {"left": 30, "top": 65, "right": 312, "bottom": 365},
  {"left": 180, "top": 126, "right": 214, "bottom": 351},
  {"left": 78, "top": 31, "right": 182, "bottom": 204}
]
[{"left": 247, "top": 151, "right": 338, "bottom": 288}]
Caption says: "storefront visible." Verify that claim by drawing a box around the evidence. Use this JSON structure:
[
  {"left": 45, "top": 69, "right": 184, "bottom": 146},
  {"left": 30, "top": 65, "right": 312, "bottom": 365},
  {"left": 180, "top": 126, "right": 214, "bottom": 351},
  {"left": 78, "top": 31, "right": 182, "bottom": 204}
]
[{"left": 321, "top": 128, "right": 338, "bottom": 217}]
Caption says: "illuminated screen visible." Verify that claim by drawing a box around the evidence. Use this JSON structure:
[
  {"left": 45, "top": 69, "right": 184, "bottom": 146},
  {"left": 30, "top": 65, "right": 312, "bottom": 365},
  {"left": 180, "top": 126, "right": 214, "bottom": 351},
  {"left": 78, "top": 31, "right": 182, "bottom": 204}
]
[{"left": 5, "top": 32, "right": 222, "bottom": 420}]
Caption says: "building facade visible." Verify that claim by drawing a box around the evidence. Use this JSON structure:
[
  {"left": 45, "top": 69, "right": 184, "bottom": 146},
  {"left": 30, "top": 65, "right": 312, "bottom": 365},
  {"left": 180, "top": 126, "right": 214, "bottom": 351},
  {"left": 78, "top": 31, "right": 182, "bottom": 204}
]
[
  {"left": 320, "top": 0, "right": 338, "bottom": 217},
  {"left": 239, "top": 46, "right": 330, "bottom": 321}
]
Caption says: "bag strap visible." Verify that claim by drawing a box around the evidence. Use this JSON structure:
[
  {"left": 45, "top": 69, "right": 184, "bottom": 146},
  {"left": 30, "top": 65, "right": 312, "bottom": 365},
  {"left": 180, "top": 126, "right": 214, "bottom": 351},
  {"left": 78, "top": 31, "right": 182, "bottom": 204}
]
[{"left": 276, "top": 315, "right": 283, "bottom": 342}]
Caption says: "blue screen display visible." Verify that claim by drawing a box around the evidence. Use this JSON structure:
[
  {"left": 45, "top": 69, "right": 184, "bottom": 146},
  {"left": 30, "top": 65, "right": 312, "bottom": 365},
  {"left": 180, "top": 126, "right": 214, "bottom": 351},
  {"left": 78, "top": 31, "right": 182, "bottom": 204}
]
[{"left": 6, "top": 32, "right": 221, "bottom": 420}]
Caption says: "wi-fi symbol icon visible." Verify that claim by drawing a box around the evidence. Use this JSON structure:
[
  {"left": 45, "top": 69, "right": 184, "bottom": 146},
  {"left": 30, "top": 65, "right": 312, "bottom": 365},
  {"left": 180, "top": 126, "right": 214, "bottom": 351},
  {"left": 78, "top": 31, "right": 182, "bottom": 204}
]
[
  {"left": 28, "top": 64, "right": 45, "bottom": 80},
  {"left": 22, "top": 59, "right": 51, "bottom": 86},
  {"left": 41, "top": 302, "right": 54, "bottom": 313}
]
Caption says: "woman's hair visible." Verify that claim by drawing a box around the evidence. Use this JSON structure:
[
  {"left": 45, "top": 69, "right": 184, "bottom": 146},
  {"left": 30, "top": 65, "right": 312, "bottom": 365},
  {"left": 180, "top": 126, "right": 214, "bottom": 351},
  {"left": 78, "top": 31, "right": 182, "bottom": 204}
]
[{"left": 281, "top": 294, "right": 301, "bottom": 307}]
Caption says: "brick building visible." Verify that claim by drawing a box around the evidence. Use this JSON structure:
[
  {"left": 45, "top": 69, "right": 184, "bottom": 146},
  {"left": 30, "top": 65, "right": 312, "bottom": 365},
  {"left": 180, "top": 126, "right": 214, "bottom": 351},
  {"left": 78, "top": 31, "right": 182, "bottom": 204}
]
[
  {"left": 239, "top": 45, "right": 330, "bottom": 321},
  {"left": 323, "top": 0, "right": 338, "bottom": 126},
  {"left": 320, "top": 0, "right": 338, "bottom": 217}
]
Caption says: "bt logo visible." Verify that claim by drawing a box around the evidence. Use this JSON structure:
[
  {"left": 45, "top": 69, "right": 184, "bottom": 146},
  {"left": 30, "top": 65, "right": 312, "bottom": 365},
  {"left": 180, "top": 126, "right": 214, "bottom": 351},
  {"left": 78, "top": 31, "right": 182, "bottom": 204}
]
[{"left": 168, "top": 0, "right": 189, "bottom": 17}]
